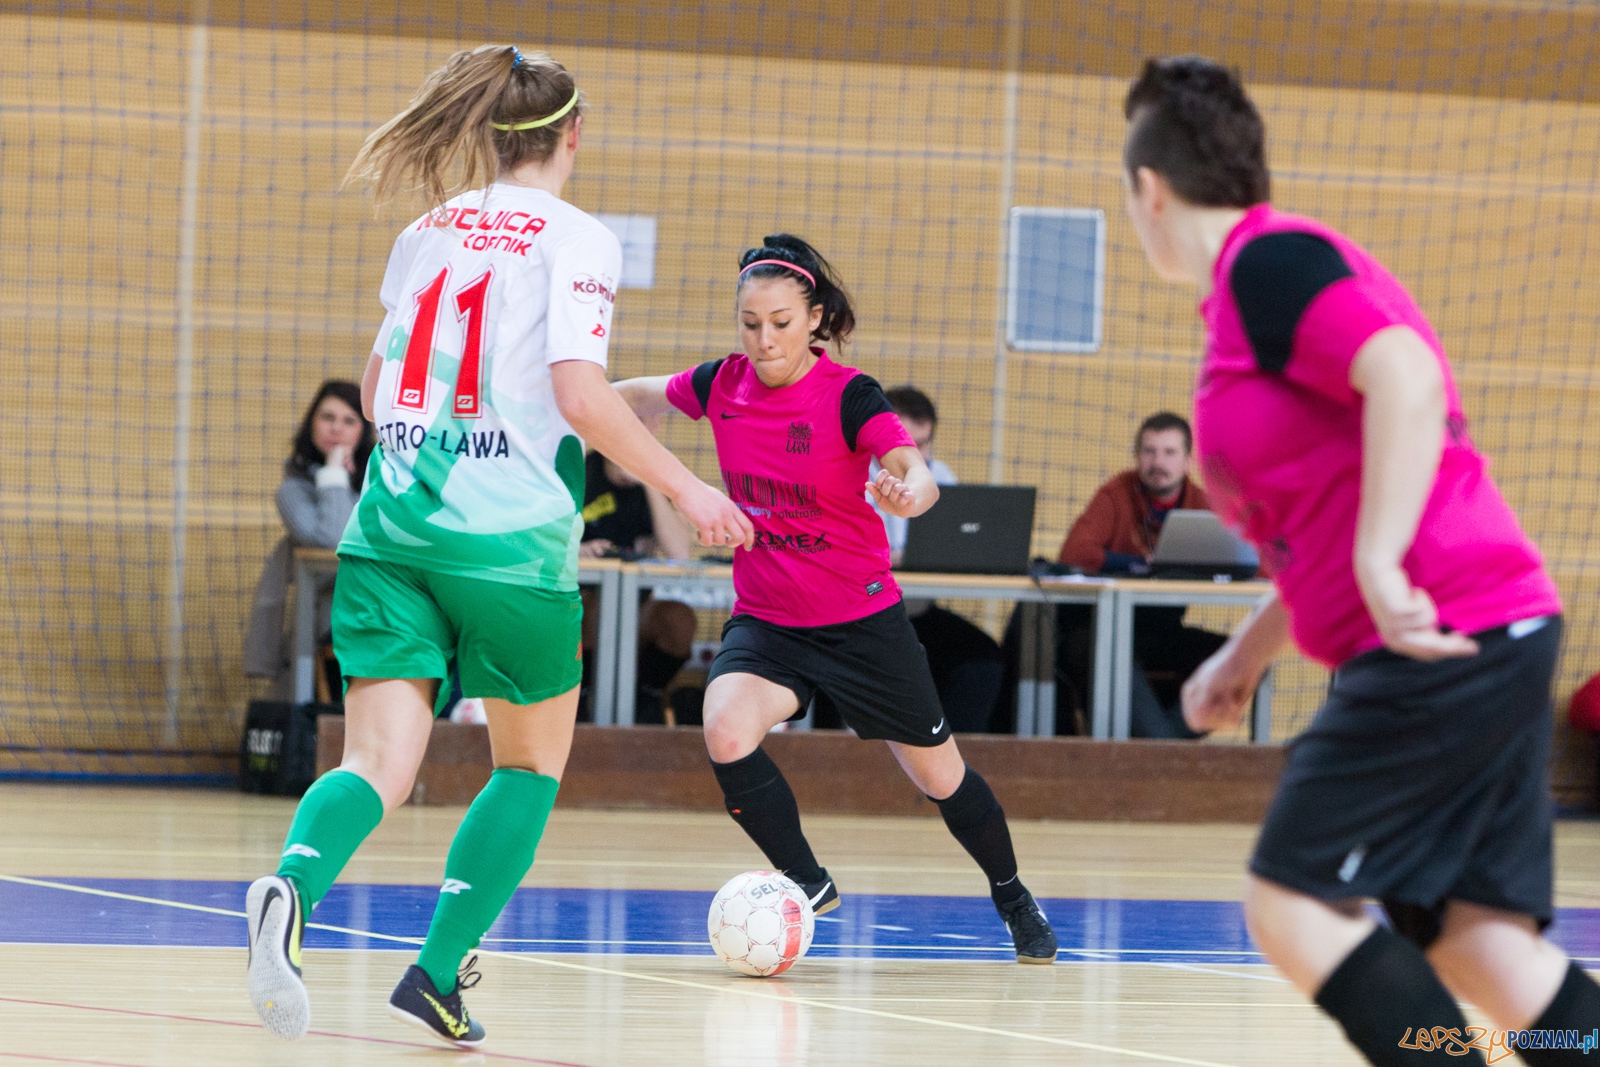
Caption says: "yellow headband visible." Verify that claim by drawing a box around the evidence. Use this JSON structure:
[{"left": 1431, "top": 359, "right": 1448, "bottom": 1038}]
[{"left": 491, "top": 89, "right": 580, "bottom": 131}]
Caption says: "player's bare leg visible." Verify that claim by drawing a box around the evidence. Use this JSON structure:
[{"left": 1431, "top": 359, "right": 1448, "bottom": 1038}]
[
  {"left": 1242, "top": 876, "right": 1373, "bottom": 995},
  {"left": 1246, "top": 875, "right": 1508, "bottom": 1066},
  {"left": 886, "top": 735, "right": 965, "bottom": 798},
  {"left": 703, "top": 672, "right": 800, "bottom": 763},
  {"left": 1428, "top": 901, "right": 1593, "bottom": 1034},
  {"left": 339, "top": 678, "right": 438, "bottom": 809}
]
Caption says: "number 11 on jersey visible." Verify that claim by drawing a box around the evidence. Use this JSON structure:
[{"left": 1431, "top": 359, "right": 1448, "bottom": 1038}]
[{"left": 394, "top": 265, "right": 494, "bottom": 419}]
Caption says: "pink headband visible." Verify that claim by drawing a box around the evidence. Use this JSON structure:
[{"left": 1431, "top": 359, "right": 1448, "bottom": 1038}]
[{"left": 739, "top": 258, "right": 816, "bottom": 290}]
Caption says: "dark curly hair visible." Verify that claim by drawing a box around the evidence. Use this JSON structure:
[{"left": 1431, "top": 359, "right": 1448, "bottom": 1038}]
[
  {"left": 737, "top": 234, "right": 856, "bottom": 344},
  {"left": 286, "top": 380, "right": 375, "bottom": 491},
  {"left": 1123, "top": 56, "right": 1269, "bottom": 208}
]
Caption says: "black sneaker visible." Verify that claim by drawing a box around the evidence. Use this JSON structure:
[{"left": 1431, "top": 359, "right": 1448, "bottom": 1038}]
[
  {"left": 998, "top": 891, "right": 1058, "bottom": 964},
  {"left": 388, "top": 956, "right": 486, "bottom": 1048},
  {"left": 793, "top": 869, "right": 841, "bottom": 916},
  {"left": 245, "top": 874, "right": 310, "bottom": 1038}
]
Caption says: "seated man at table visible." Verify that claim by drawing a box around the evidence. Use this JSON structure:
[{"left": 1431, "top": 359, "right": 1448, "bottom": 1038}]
[
  {"left": 857, "top": 386, "right": 1002, "bottom": 733},
  {"left": 1060, "top": 411, "right": 1207, "bottom": 575},
  {"left": 579, "top": 415, "right": 699, "bottom": 724},
  {"left": 1057, "top": 412, "right": 1226, "bottom": 738}
]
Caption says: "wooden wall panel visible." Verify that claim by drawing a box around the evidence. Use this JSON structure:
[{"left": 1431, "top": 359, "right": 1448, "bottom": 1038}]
[
  {"left": 321, "top": 718, "right": 1290, "bottom": 822},
  {"left": 9, "top": 0, "right": 1597, "bottom": 103}
]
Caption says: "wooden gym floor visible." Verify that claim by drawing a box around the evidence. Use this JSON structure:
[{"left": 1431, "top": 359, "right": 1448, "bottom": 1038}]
[{"left": 2, "top": 783, "right": 1599, "bottom": 1065}]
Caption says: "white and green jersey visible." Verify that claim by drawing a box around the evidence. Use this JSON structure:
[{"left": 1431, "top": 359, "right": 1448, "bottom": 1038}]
[{"left": 338, "top": 183, "right": 621, "bottom": 590}]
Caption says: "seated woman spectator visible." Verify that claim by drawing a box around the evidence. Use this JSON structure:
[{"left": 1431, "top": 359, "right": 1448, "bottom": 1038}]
[
  {"left": 244, "top": 380, "right": 375, "bottom": 697},
  {"left": 579, "top": 415, "right": 699, "bottom": 723}
]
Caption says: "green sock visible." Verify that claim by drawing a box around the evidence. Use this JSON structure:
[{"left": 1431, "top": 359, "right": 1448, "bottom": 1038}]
[
  {"left": 276, "top": 768, "right": 386, "bottom": 910},
  {"left": 416, "top": 767, "right": 560, "bottom": 994}
]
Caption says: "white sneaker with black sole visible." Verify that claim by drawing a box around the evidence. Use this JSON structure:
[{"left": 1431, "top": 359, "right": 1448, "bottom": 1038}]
[{"left": 245, "top": 874, "right": 310, "bottom": 1038}]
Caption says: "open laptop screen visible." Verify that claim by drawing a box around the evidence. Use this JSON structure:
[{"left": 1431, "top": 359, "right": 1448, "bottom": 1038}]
[{"left": 901, "top": 485, "right": 1037, "bottom": 575}]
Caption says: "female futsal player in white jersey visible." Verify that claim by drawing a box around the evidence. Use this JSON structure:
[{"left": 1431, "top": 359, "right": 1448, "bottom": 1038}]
[{"left": 242, "top": 45, "right": 751, "bottom": 1048}]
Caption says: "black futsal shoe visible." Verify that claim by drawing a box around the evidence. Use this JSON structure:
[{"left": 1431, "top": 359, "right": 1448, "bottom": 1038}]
[
  {"left": 998, "top": 891, "right": 1059, "bottom": 964},
  {"left": 794, "top": 869, "right": 841, "bottom": 916},
  {"left": 389, "top": 958, "right": 486, "bottom": 1048},
  {"left": 245, "top": 874, "right": 310, "bottom": 1038}
]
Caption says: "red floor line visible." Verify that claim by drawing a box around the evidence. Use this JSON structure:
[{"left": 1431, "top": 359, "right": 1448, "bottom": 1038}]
[
  {"left": 0, "top": 996, "right": 597, "bottom": 1066},
  {"left": 0, "top": 1054, "right": 148, "bottom": 1067}
]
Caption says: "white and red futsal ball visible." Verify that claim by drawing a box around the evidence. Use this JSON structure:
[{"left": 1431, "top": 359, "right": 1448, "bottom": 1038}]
[{"left": 707, "top": 871, "right": 815, "bottom": 977}]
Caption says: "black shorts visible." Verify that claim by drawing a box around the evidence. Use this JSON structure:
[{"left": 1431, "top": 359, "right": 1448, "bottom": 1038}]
[
  {"left": 709, "top": 602, "right": 952, "bottom": 747},
  {"left": 1251, "top": 616, "right": 1562, "bottom": 938}
]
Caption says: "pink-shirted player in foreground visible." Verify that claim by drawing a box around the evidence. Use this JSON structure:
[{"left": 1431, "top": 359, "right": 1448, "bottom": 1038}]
[
  {"left": 1121, "top": 57, "right": 1598, "bottom": 1064},
  {"left": 614, "top": 234, "right": 1058, "bottom": 963}
]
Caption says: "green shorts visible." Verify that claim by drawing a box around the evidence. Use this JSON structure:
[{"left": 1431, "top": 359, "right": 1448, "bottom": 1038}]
[{"left": 331, "top": 555, "right": 583, "bottom": 710}]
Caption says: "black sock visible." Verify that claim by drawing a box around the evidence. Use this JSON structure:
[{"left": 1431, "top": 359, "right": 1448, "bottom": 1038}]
[
  {"left": 710, "top": 748, "right": 825, "bottom": 885},
  {"left": 932, "top": 766, "right": 1026, "bottom": 906},
  {"left": 1314, "top": 926, "right": 1484, "bottom": 1065},
  {"left": 1518, "top": 961, "right": 1600, "bottom": 1066}
]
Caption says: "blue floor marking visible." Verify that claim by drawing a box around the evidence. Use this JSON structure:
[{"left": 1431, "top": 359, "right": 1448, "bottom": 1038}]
[{"left": 6, "top": 877, "right": 1600, "bottom": 964}]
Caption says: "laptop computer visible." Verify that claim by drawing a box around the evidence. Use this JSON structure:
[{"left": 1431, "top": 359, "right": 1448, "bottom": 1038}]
[
  {"left": 1149, "top": 509, "right": 1260, "bottom": 581},
  {"left": 901, "top": 485, "right": 1037, "bottom": 575}
]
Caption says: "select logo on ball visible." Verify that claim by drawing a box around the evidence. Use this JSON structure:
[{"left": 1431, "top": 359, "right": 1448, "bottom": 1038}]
[{"left": 707, "top": 870, "right": 815, "bottom": 977}]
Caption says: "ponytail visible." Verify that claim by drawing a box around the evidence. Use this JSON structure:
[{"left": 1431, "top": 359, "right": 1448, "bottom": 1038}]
[
  {"left": 737, "top": 234, "right": 856, "bottom": 344},
  {"left": 344, "top": 44, "right": 584, "bottom": 212}
]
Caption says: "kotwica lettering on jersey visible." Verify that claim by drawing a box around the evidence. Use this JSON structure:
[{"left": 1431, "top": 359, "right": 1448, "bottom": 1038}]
[{"left": 339, "top": 184, "right": 622, "bottom": 590}]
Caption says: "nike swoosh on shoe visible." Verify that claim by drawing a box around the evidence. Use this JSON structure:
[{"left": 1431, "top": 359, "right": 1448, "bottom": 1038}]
[{"left": 256, "top": 886, "right": 281, "bottom": 947}]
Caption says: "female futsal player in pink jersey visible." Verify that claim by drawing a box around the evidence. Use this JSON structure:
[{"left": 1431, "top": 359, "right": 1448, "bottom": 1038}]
[
  {"left": 1121, "top": 57, "right": 1597, "bottom": 1065},
  {"left": 615, "top": 235, "right": 1057, "bottom": 962}
]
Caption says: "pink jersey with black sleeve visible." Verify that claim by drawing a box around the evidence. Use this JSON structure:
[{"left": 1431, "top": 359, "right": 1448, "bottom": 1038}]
[
  {"left": 666, "top": 349, "right": 916, "bottom": 627},
  {"left": 1195, "top": 205, "right": 1560, "bottom": 667}
]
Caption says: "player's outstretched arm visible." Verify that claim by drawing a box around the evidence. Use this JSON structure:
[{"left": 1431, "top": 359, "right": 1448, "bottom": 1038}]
[
  {"left": 552, "top": 361, "right": 754, "bottom": 551},
  {"left": 1348, "top": 326, "right": 1479, "bottom": 662},
  {"left": 866, "top": 445, "right": 939, "bottom": 519},
  {"left": 612, "top": 375, "right": 678, "bottom": 420},
  {"left": 1182, "top": 590, "right": 1290, "bottom": 733}
]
